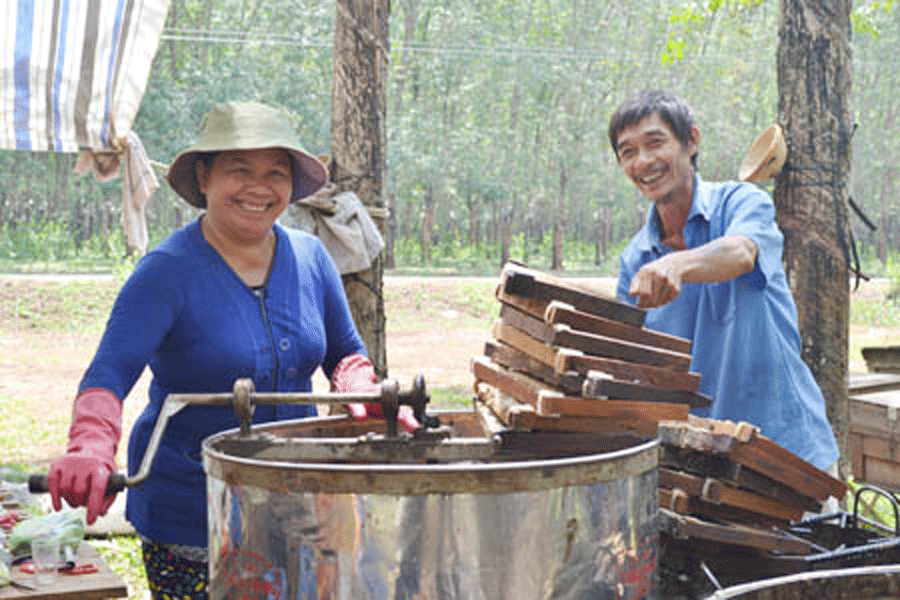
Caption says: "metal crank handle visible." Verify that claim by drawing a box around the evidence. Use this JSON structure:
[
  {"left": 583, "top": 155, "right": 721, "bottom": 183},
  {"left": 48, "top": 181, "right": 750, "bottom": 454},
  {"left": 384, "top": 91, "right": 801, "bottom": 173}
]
[{"left": 27, "top": 472, "right": 128, "bottom": 495}]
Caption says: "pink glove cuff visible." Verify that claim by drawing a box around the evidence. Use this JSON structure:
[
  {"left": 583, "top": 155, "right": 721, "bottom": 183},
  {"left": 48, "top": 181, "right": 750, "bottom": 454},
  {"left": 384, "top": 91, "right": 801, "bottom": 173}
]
[
  {"left": 49, "top": 388, "right": 122, "bottom": 524},
  {"left": 67, "top": 388, "right": 123, "bottom": 462}
]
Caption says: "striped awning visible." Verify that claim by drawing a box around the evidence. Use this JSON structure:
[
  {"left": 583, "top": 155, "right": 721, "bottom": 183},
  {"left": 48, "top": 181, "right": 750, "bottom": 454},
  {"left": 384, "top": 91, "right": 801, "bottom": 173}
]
[
  {"left": 1, "top": 0, "right": 168, "bottom": 152},
  {"left": 1, "top": 0, "right": 169, "bottom": 253}
]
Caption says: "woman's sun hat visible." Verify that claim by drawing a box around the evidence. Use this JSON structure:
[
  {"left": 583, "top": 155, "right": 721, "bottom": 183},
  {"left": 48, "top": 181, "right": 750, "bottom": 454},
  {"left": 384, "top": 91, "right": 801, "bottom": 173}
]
[
  {"left": 167, "top": 101, "right": 328, "bottom": 208},
  {"left": 738, "top": 124, "right": 788, "bottom": 182}
]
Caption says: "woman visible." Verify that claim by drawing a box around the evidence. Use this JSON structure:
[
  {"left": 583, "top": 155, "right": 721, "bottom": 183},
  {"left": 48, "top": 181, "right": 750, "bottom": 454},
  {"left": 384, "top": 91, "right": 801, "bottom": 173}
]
[{"left": 47, "top": 101, "right": 416, "bottom": 599}]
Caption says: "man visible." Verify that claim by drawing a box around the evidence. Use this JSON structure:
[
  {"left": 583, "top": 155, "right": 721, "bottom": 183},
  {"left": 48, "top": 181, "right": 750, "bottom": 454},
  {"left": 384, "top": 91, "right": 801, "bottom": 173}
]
[{"left": 609, "top": 90, "right": 838, "bottom": 471}]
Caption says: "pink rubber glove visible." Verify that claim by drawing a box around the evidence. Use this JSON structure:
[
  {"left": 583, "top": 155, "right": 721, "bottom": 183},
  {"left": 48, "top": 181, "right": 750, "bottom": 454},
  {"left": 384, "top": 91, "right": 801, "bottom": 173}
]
[
  {"left": 331, "top": 354, "right": 419, "bottom": 433},
  {"left": 48, "top": 388, "right": 122, "bottom": 525}
]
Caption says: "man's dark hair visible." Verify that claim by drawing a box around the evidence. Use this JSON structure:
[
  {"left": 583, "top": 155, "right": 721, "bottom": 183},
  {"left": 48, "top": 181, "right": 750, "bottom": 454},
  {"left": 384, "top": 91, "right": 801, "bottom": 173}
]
[{"left": 607, "top": 90, "right": 699, "bottom": 168}]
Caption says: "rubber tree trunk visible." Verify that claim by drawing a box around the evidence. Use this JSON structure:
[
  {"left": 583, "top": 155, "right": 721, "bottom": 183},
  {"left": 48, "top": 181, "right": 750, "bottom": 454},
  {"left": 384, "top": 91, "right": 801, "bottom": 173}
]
[
  {"left": 775, "top": 0, "right": 852, "bottom": 475},
  {"left": 331, "top": 0, "right": 389, "bottom": 376}
]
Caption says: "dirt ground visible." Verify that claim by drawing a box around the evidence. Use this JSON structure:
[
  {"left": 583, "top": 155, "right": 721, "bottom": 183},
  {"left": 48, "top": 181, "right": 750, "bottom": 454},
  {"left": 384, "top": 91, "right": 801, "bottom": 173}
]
[{"left": 0, "top": 273, "right": 895, "bottom": 468}]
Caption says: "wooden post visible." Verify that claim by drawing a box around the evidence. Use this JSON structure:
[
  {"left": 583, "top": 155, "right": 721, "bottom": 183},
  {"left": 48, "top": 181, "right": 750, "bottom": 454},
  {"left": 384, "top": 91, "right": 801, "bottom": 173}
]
[{"left": 331, "top": 0, "right": 390, "bottom": 375}]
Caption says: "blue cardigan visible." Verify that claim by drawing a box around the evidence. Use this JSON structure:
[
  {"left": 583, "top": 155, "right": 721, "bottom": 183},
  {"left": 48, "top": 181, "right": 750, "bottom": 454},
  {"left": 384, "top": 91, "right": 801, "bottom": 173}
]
[{"left": 79, "top": 218, "right": 367, "bottom": 546}]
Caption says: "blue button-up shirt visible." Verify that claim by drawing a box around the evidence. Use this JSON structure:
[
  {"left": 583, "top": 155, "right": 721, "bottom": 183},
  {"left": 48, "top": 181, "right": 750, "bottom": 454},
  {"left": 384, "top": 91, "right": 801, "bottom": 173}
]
[
  {"left": 80, "top": 219, "right": 367, "bottom": 546},
  {"left": 617, "top": 175, "right": 839, "bottom": 469}
]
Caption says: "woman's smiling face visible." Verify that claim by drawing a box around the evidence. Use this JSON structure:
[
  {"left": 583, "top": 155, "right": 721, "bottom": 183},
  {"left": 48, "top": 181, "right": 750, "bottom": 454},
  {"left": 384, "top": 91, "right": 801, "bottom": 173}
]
[{"left": 196, "top": 148, "right": 294, "bottom": 243}]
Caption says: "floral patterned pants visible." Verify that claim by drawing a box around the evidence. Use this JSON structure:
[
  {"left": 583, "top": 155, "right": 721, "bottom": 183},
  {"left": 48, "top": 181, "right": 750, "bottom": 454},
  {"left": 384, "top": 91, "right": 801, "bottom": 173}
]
[{"left": 142, "top": 539, "right": 209, "bottom": 600}]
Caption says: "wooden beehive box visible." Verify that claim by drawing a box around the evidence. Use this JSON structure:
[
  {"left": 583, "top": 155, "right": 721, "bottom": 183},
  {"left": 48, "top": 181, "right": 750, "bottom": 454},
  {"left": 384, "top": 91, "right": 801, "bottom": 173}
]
[
  {"left": 849, "top": 372, "right": 900, "bottom": 489},
  {"left": 861, "top": 345, "right": 900, "bottom": 374}
]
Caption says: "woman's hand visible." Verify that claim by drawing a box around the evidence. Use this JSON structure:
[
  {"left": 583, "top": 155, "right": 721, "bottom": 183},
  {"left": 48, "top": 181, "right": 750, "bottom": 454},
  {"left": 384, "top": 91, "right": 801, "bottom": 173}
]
[
  {"left": 47, "top": 389, "right": 122, "bottom": 525},
  {"left": 331, "top": 354, "right": 420, "bottom": 433}
]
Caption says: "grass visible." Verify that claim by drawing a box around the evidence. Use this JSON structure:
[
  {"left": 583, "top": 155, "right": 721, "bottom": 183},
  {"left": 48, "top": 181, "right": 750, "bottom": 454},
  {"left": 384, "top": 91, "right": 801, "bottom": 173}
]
[
  {"left": 91, "top": 536, "right": 149, "bottom": 599},
  {"left": 382, "top": 278, "right": 497, "bottom": 332},
  {"left": 430, "top": 384, "right": 476, "bottom": 409},
  {"left": 0, "top": 279, "right": 117, "bottom": 333},
  {"left": 0, "top": 394, "right": 68, "bottom": 464}
]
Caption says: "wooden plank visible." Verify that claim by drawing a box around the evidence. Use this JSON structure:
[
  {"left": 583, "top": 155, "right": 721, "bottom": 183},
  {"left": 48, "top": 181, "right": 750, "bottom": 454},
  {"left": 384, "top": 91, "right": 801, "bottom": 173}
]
[
  {"left": 862, "top": 455, "right": 900, "bottom": 490},
  {"left": 0, "top": 543, "right": 128, "bottom": 600},
  {"left": 658, "top": 418, "right": 847, "bottom": 502},
  {"left": 508, "top": 411, "right": 662, "bottom": 437},
  {"left": 474, "top": 357, "right": 689, "bottom": 424},
  {"left": 538, "top": 395, "right": 689, "bottom": 422},
  {"left": 850, "top": 432, "right": 864, "bottom": 483},
  {"left": 474, "top": 381, "right": 534, "bottom": 428},
  {"left": 848, "top": 371, "right": 900, "bottom": 394},
  {"left": 732, "top": 433, "right": 848, "bottom": 501},
  {"left": 501, "top": 262, "right": 645, "bottom": 327},
  {"left": 545, "top": 300, "right": 691, "bottom": 354},
  {"left": 475, "top": 401, "right": 508, "bottom": 436},
  {"left": 499, "top": 303, "right": 553, "bottom": 343},
  {"left": 551, "top": 326, "right": 692, "bottom": 371},
  {"left": 491, "top": 321, "right": 557, "bottom": 368},
  {"left": 674, "top": 416, "right": 847, "bottom": 499},
  {"left": 484, "top": 339, "right": 582, "bottom": 395},
  {"left": 658, "top": 487, "right": 791, "bottom": 528},
  {"left": 862, "top": 345, "right": 900, "bottom": 374},
  {"left": 495, "top": 285, "right": 550, "bottom": 320},
  {"left": 658, "top": 509, "right": 816, "bottom": 555},
  {"left": 474, "top": 382, "right": 663, "bottom": 437},
  {"left": 659, "top": 468, "right": 805, "bottom": 522},
  {"left": 582, "top": 370, "right": 711, "bottom": 408},
  {"left": 861, "top": 434, "right": 900, "bottom": 464},
  {"left": 849, "top": 392, "right": 900, "bottom": 438},
  {"left": 659, "top": 446, "right": 822, "bottom": 512},
  {"left": 471, "top": 355, "right": 564, "bottom": 410},
  {"left": 556, "top": 348, "right": 701, "bottom": 393}
]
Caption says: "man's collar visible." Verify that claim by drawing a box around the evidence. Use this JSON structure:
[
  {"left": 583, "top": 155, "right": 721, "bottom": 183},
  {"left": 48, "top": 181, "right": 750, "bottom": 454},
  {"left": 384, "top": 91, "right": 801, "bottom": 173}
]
[
  {"left": 690, "top": 173, "right": 714, "bottom": 221},
  {"left": 636, "top": 172, "right": 709, "bottom": 253}
]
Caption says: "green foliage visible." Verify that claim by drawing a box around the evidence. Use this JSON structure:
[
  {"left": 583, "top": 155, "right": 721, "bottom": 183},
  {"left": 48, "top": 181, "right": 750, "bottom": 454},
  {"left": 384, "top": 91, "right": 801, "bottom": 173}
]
[
  {"left": 850, "top": 255, "right": 900, "bottom": 329},
  {"left": 885, "top": 254, "right": 900, "bottom": 305},
  {"left": 0, "top": 220, "right": 73, "bottom": 262},
  {"left": 0, "top": 218, "right": 171, "bottom": 274},
  {"left": 391, "top": 230, "right": 617, "bottom": 276},
  {"left": 853, "top": 1, "right": 895, "bottom": 37},
  {"left": 846, "top": 478, "right": 900, "bottom": 535}
]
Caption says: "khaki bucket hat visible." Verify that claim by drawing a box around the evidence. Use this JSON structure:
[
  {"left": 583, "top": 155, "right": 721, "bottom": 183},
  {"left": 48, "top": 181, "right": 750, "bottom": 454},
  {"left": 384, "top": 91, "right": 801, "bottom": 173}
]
[{"left": 167, "top": 101, "right": 328, "bottom": 208}]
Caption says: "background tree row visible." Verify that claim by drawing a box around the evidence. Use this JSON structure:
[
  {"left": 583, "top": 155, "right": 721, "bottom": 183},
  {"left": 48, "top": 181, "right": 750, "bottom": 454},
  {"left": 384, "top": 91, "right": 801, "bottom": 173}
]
[{"left": 0, "top": 0, "right": 896, "bottom": 275}]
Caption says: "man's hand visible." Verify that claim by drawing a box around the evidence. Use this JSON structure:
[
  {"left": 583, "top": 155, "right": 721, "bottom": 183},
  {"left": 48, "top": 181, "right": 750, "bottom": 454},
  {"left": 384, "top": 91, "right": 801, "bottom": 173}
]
[
  {"left": 629, "top": 235, "right": 758, "bottom": 309},
  {"left": 629, "top": 255, "right": 684, "bottom": 308}
]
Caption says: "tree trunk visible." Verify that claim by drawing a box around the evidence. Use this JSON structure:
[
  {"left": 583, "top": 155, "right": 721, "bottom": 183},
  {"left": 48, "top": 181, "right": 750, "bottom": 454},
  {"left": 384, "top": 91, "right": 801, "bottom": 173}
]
[
  {"left": 421, "top": 184, "right": 433, "bottom": 266},
  {"left": 877, "top": 170, "right": 892, "bottom": 265},
  {"left": 551, "top": 163, "right": 566, "bottom": 271},
  {"left": 775, "top": 0, "right": 852, "bottom": 476},
  {"left": 331, "top": 0, "right": 389, "bottom": 376}
]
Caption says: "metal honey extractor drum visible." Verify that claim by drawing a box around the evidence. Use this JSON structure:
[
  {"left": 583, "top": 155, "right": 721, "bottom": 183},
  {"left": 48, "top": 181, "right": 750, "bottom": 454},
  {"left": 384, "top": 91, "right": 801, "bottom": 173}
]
[
  {"left": 704, "top": 564, "right": 900, "bottom": 599},
  {"left": 202, "top": 412, "right": 660, "bottom": 600}
]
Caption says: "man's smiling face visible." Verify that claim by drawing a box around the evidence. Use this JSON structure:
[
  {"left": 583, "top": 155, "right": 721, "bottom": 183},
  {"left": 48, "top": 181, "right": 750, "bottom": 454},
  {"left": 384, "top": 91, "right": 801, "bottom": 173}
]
[{"left": 614, "top": 112, "right": 698, "bottom": 208}]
